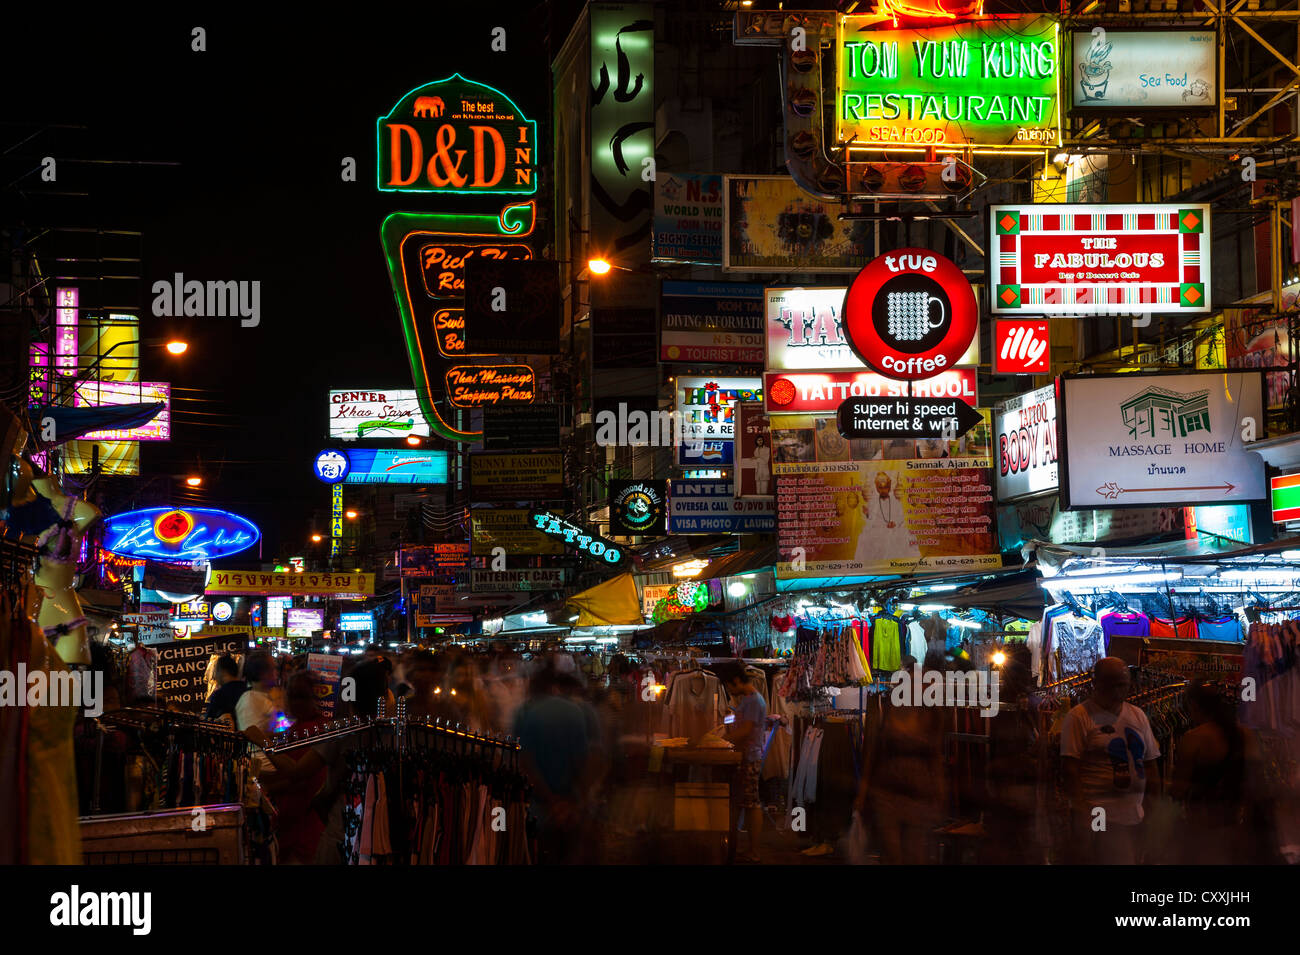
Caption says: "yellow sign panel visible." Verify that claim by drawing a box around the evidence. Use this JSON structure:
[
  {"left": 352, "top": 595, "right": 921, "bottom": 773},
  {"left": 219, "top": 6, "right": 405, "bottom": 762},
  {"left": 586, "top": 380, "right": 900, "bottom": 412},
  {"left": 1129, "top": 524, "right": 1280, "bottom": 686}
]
[
  {"left": 202, "top": 625, "right": 289, "bottom": 638},
  {"left": 206, "top": 571, "right": 374, "bottom": 596}
]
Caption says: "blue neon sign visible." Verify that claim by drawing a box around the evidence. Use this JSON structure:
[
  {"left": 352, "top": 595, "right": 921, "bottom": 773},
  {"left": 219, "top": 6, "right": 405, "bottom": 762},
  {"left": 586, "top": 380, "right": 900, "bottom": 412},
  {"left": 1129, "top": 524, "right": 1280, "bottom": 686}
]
[
  {"left": 338, "top": 612, "right": 375, "bottom": 632},
  {"left": 102, "top": 507, "right": 261, "bottom": 562}
]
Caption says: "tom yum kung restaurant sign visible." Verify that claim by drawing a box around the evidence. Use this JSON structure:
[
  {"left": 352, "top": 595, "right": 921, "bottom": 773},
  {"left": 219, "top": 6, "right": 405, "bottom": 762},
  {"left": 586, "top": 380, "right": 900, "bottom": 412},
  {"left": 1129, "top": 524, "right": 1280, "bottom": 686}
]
[
  {"left": 377, "top": 74, "right": 537, "bottom": 195},
  {"left": 837, "top": 15, "right": 1061, "bottom": 150}
]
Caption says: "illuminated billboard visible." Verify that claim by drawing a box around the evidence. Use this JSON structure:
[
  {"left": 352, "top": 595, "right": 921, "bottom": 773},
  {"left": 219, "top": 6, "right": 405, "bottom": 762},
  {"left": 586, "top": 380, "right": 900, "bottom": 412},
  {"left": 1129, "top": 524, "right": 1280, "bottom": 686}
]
[
  {"left": 990, "top": 203, "right": 1211, "bottom": 316},
  {"left": 343, "top": 449, "right": 449, "bottom": 485},
  {"left": 74, "top": 380, "right": 171, "bottom": 441},
  {"left": 837, "top": 15, "right": 1061, "bottom": 151},
  {"left": 329, "top": 389, "right": 431, "bottom": 441}
]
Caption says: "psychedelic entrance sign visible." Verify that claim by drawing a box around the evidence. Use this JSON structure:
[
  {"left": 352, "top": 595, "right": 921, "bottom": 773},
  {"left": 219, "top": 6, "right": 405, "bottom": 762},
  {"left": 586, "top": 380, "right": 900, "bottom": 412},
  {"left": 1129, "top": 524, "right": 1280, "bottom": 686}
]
[{"left": 377, "top": 75, "right": 541, "bottom": 443}]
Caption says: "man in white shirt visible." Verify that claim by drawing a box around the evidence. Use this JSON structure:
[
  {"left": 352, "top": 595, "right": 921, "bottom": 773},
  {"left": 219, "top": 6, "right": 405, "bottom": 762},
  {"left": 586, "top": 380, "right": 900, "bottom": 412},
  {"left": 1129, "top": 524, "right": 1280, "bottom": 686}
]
[{"left": 1061, "top": 657, "right": 1162, "bottom": 864}]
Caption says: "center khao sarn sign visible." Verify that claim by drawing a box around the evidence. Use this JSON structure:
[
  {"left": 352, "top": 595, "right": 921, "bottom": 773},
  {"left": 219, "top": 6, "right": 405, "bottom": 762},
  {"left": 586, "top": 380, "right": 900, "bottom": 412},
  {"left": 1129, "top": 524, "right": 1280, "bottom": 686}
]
[{"left": 378, "top": 73, "right": 537, "bottom": 195}]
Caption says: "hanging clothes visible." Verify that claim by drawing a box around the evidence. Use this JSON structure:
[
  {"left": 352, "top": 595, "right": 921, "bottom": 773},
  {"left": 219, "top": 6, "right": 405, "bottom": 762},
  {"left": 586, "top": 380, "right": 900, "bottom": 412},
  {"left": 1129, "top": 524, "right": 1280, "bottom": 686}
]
[{"left": 664, "top": 668, "right": 728, "bottom": 740}]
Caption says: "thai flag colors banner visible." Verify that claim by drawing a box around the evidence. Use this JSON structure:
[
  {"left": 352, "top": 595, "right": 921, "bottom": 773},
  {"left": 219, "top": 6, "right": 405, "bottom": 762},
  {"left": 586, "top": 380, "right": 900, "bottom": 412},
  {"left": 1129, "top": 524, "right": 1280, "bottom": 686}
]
[{"left": 989, "top": 203, "right": 1211, "bottom": 316}]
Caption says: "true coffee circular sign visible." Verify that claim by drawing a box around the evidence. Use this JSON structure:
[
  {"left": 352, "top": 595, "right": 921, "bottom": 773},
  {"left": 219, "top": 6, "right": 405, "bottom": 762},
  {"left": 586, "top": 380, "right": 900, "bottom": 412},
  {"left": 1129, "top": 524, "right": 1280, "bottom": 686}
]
[{"left": 843, "top": 248, "right": 977, "bottom": 381}]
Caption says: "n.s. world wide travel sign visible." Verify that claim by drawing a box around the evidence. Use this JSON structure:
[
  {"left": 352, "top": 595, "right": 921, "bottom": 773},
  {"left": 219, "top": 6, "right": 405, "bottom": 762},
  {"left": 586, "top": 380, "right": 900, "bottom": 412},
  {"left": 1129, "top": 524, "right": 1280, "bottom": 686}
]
[{"left": 1058, "top": 372, "right": 1266, "bottom": 509}]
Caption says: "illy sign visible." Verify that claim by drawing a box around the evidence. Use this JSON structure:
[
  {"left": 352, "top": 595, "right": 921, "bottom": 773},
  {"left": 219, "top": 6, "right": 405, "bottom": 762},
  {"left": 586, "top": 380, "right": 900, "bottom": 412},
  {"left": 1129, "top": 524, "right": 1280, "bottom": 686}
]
[{"left": 994, "top": 320, "right": 1050, "bottom": 375}]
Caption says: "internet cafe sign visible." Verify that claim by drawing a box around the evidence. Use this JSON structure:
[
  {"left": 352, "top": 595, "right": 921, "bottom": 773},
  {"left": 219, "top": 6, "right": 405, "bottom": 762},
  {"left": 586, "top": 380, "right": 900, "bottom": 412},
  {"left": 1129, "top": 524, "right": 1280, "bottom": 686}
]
[{"left": 378, "top": 73, "right": 538, "bottom": 195}]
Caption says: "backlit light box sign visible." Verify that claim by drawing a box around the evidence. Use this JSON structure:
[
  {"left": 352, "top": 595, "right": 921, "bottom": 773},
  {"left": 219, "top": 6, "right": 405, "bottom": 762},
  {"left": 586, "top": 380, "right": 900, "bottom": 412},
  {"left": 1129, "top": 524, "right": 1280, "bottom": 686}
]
[
  {"left": 1071, "top": 30, "right": 1217, "bottom": 111},
  {"left": 286, "top": 608, "right": 325, "bottom": 637},
  {"left": 990, "top": 203, "right": 1212, "bottom": 316},
  {"left": 102, "top": 507, "right": 260, "bottom": 562},
  {"left": 343, "top": 449, "right": 449, "bottom": 485},
  {"left": 329, "top": 389, "right": 431, "bottom": 441},
  {"left": 74, "top": 380, "right": 171, "bottom": 441},
  {"left": 377, "top": 74, "right": 538, "bottom": 195},
  {"left": 837, "top": 15, "right": 1061, "bottom": 151},
  {"left": 766, "top": 286, "right": 979, "bottom": 372},
  {"left": 994, "top": 384, "right": 1058, "bottom": 503},
  {"left": 338, "top": 612, "right": 375, "bottom": 632}
]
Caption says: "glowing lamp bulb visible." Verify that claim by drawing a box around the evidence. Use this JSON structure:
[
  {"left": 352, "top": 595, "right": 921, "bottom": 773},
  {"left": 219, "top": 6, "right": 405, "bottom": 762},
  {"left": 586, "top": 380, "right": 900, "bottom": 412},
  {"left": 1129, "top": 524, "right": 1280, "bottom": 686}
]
[
  {"left": 587, "top": 258, "right": 612, "bottom": 275},
  {"left": 992, "top": 651, "right": 1006, "bottom": 666},
  {"left": 185, "top": 476, "right": 202, "bottom": 487},
  {"left": 311, "top": 534, "right": 323, "bottom": 543},
  {"left": 406, "top": 436, "right": 421, "bottom": 447},
  {"left": 345, "top": 510, "right": 358, "bottom": 519},
  {"left": 165, "top": 340, "right": 188, "bottom": 355}
]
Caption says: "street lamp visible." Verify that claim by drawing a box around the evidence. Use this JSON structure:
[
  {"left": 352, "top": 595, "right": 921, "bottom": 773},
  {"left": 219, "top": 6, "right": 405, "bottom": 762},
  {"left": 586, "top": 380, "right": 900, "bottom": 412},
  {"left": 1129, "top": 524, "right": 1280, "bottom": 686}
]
[
  {"left": 405, "top": 435, "right": 421, "bottom": 447},
  {"left": 185, "top": 476, "right": 202, "bottom": 487},
  {"left": 166, "top": 340, "right": 189, "bottom": 355},
  {"left": 587, "top": 258, "right": 612, "bottom": 276},
  {"left": 310, "top": 533, "right": 323, "bottom": 543},
  {"left": 345, "top": 510, "right": 358, "bottom": 519}
]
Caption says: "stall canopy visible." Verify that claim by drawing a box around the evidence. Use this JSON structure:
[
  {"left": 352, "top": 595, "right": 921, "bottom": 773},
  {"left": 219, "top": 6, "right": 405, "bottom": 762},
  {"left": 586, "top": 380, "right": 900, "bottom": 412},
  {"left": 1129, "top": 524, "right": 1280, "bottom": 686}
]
[
  {"left": 32, "top": 402, "right": 165, "bottom": 444},
  {"left": 566, "top": 572, "right": 642, "bottom": 627},
  {"left": 697, "top": 544, "right": 778, "bottom": 581}
]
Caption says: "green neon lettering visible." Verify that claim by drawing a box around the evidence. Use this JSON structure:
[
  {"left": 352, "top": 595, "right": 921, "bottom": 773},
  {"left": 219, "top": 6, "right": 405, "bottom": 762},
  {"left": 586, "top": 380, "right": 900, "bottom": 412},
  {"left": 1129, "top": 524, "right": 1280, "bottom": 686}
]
[
  {"left": 912, "top": 40, "right": 928, "bottom": 78},
  {"left": 1010, "top": 97, "right": 1028, "bottom": 122},
  {"left": 986, "top": 96, "right": 1008, "bottom": 121},
  {"left": 1037, "top": 42, "right": 1056, "bottom": 76},
  {"left": 864, "top": 93, "right": 883, "bottom": 120},
  {"left": 844, "top": 93, "right": 865, "bottom": 120},
  {"left": 967, "top": 95, "right": 985, "bottom": 120},
  {"left": 942, "top": 96, "right": 964, "bottom": 121},
  {"left": 980, "top": 42, "right": 999, "bottom": 78},
  {"left": 903, "top": 94, "right": 923, "bottom": 118},
  {"left": 882, "top": 94, "right": 902, "bottom": 120},
  {"left": 845, "top": 42, "right": 863, "bottom": 78},
  {"left": 920, "top": 95, "right": 942, "bottom": 120}
]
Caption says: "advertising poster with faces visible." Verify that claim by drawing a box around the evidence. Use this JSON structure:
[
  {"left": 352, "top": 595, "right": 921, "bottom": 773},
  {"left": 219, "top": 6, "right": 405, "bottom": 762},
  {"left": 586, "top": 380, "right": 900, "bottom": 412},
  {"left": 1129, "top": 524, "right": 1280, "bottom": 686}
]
[{"left": 773, "top": 411, "right": 998, "bottom": 579}]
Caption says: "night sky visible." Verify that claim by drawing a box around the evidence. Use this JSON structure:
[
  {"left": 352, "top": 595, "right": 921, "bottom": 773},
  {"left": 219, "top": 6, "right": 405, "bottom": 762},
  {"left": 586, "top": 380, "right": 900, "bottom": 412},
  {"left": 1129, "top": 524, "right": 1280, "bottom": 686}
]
[{"left": 9, "top": 5, "right": 566, "bottom": 558}]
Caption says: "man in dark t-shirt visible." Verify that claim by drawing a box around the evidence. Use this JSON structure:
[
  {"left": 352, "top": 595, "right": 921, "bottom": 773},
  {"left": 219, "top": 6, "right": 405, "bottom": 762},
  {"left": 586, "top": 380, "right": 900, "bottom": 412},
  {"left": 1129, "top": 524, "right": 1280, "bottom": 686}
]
[{"left": 204, "top": 654, "right": 246, "bottom": 723}]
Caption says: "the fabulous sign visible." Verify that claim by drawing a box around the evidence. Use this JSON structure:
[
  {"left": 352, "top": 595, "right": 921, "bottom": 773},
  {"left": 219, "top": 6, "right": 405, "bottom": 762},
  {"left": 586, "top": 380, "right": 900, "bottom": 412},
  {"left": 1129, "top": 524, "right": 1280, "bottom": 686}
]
[
  {"left": 990, "top": 203, "right": 1211, "bottom": 316},
  {"left": 378, "top": 74, "right": 537, "bottom": 195},
  {"left": 103, "top": 507, "right": 260, "bottom": 562}
]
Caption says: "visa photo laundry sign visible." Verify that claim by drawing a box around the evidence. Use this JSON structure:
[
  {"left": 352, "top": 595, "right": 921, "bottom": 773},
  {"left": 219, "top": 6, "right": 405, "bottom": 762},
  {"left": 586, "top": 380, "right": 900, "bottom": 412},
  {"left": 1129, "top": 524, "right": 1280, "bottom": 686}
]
[
  {"left": 837, "top": 15, "right": 1061, "bottom": 150},
  {"left": 990, "top": 203, "right": 1212, "bottom": 316},
  {"left": 668, "top": 480, "right": 776, "bottom": 534},
  {"left": 1058, "top": 372, "right": 1266, "bottom": 509}
]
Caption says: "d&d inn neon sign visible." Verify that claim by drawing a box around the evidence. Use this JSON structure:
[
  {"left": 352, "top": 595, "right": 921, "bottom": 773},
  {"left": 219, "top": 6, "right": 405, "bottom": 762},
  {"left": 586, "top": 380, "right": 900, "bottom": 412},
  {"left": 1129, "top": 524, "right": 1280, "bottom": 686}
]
[
  {"left": 378, "top": 74, "right": 537, "bottom": 195},
  {"left": 528, "top": 511, "right": 625, "bottom": 566},
  {"left": 836, "top": 15, "right": 1062, "bottom": 150},
  {"left": 102, "top": 507, "right": 261, "bottom": 562}
]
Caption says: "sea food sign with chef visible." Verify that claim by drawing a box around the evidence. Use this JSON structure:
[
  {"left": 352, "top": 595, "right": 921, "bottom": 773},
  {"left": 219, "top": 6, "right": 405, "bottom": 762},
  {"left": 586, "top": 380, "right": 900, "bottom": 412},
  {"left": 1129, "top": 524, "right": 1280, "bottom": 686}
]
[{"left": 377, "top": 73, "right": 538, "bottom": 195}]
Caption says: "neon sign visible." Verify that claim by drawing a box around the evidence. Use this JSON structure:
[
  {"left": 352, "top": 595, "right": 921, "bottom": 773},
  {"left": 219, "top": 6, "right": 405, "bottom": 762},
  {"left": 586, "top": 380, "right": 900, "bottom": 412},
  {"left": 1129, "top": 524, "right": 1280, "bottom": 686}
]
[
  {"left": 377, "top": 74, "right": 537, "bottom": 195},
  {"left": 527, "top": 511, "right": 626, "bottom": 566},
  {"left": 102, "top": 507, "right": 261, "bottom": 561},
  {"left": 837, "top": 15, "right": 1061, "bottom": 151},
  {"left": 445, "top": 365, "right": 536, "bottom": 408}
]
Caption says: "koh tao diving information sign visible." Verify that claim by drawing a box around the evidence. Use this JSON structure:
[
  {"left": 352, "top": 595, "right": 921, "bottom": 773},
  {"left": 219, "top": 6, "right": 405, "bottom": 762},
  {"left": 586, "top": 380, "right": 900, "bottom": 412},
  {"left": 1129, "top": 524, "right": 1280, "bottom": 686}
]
[
  {"left": 837, "top": 15, "right": 1061, "bottom": 150},
  {"left": 1059, "top": 372, "right": 1266, "bottom": 510},
  {"left": 378, "top": 73, "right": 537, "bottom": 195}
]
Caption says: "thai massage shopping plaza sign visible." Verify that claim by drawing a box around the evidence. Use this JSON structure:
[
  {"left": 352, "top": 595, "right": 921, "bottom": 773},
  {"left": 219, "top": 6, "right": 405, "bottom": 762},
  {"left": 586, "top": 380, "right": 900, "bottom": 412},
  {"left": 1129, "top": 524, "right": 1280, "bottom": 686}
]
[
  {"left": 837, "top": 15, "right": 1061, "bottom": 151},
  {"left": 378, "top": 74, "right": 537, "bottom": 195}
]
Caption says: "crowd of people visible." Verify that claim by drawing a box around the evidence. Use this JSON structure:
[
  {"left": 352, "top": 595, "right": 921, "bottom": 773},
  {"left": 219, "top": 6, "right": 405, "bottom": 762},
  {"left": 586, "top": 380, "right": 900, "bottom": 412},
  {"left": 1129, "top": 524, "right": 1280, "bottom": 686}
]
[{"left": 79, "top": 636, "right": 1290, "bottom": 865}]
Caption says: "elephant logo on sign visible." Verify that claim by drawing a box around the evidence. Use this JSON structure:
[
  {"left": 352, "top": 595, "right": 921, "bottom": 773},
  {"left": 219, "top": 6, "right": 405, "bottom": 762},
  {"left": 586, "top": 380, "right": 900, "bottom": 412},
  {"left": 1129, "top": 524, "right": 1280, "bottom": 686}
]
[{"left": 413, "top": 96, "right": 445, "bottom": 118}]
